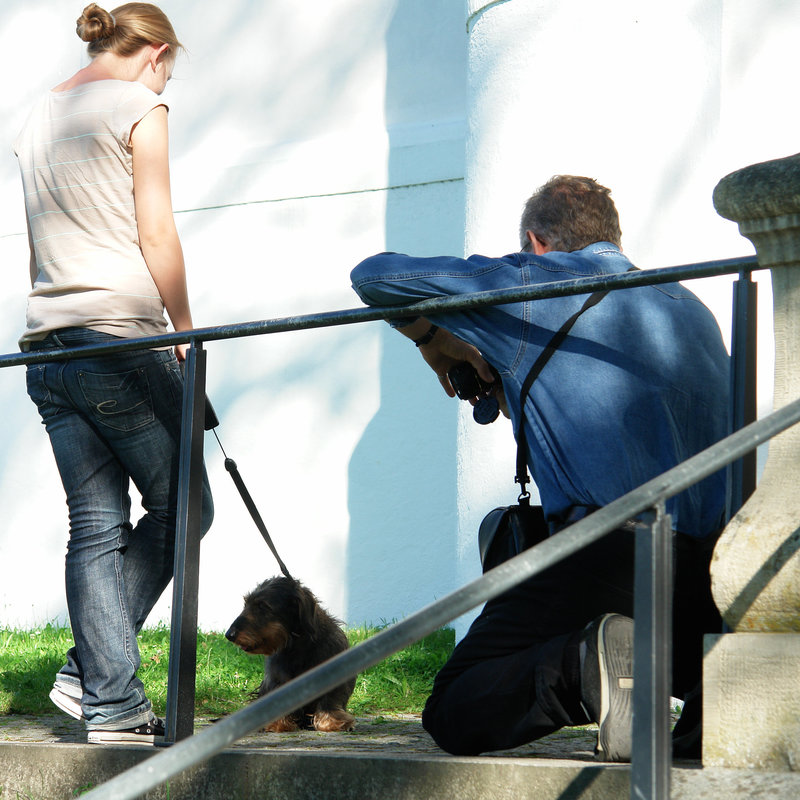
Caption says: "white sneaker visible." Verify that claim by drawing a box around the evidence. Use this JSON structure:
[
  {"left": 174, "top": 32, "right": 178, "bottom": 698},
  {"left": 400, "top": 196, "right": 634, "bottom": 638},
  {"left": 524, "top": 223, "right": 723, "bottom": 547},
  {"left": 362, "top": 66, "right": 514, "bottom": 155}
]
[
  {"left": 87, "top": 716, "right": 165, "bottom": 745},
  {"left": 49, "top": 682, "right": 84, "bottom": 721}
]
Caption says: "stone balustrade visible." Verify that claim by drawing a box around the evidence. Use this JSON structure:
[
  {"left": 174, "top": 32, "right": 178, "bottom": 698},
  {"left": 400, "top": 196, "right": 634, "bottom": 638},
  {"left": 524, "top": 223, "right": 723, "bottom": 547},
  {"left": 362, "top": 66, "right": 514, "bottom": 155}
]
[{"left": 704, "top": 153, "right": 800, "bottom": 770}]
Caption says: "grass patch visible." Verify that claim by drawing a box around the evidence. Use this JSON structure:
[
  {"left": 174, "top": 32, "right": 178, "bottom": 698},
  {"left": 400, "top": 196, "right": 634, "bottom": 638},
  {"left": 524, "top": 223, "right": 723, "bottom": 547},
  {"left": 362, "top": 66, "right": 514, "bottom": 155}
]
[
  {"left": 347, "top": 625, "right": 453, "bottom": 714},
  {"left": 0, "top": 623, "right": 454, "bottom": 718}
]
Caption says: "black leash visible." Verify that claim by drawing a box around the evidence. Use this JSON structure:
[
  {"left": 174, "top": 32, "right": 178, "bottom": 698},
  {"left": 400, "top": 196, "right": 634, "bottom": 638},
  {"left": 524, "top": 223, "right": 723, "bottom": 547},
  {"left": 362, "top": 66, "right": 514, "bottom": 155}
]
[{"left": 204, "top": 397, "right": 294, "bottom": 581}]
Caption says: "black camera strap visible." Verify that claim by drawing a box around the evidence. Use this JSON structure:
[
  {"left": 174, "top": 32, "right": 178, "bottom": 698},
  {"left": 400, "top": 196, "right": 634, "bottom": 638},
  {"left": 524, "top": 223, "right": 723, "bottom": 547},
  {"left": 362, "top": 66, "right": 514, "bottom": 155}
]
[{"left": 514, "top": 287, "right": 613, "bottom": 500}]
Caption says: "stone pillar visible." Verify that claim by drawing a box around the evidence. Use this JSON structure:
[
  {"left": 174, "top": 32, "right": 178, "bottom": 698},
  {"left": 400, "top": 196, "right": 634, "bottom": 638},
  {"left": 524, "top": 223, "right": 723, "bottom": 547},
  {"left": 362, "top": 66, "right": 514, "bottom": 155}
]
[{"left": 704, "top": 153, "right": 800, "bottom": 770}]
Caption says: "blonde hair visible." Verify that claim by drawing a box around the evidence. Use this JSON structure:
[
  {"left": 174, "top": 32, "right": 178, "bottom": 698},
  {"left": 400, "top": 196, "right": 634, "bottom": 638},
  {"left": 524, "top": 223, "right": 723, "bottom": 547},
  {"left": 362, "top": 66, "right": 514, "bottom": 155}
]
[{"left": 76, "top": 3, "right": 183, "bottom": 60}]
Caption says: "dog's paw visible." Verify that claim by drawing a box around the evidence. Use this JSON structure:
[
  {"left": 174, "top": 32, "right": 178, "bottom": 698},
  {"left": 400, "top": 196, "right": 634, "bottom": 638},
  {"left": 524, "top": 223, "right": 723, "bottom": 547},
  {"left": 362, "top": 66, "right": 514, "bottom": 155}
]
[
  {"left": 262, "top": 716, "right": 299, "bottom": 733},
  {"left": 313, "top": 710, "right": 356, "bottom": 732}
]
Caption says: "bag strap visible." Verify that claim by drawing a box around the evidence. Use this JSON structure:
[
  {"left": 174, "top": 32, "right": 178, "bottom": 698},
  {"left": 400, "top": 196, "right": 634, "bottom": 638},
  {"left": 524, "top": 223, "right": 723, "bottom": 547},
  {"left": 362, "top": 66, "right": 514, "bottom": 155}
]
[{"left": 514, "top": 287, "right": 613, "bottom": 499}]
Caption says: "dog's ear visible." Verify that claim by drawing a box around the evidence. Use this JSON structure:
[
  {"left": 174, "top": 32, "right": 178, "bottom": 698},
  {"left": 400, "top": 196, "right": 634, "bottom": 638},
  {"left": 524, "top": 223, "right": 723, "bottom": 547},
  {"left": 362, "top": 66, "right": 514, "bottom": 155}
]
[{"left": 295, "top": 585, "right": 321, "bottom": 632}]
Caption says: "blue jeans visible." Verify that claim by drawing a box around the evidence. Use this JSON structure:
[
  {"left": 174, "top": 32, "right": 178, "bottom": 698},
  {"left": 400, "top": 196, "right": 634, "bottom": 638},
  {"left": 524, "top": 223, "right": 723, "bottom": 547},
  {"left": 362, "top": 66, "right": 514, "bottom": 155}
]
[{"left": 25, "top": 328, "right": 214, "bottom": 729}]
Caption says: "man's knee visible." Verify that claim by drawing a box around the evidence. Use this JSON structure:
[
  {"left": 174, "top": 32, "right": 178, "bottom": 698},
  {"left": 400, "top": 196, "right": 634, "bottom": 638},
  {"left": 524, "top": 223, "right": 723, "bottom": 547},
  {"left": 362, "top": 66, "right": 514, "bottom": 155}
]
[{"left": 421, "top": 694, "right": 481, "bottom": 756}]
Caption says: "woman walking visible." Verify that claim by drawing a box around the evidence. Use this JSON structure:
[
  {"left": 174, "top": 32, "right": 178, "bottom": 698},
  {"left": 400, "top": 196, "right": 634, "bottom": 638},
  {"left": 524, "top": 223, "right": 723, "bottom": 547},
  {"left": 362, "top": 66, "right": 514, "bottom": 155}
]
[{"left": 15, "top": 3, "right": 213, "bottom": 744}]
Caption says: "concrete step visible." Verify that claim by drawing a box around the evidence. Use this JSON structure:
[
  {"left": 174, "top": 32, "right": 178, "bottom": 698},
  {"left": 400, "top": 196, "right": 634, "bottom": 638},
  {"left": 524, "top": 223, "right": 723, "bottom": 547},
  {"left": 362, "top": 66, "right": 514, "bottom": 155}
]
[{"left": 2, "top": 714, "right": 799, "bottom": 799}]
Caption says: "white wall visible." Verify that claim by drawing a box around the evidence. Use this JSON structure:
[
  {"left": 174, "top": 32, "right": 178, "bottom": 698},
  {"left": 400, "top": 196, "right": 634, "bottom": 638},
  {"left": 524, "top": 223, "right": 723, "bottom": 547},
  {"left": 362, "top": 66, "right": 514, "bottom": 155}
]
[{"left": 0, "top": 0, "right": 797, "bottom": 636}]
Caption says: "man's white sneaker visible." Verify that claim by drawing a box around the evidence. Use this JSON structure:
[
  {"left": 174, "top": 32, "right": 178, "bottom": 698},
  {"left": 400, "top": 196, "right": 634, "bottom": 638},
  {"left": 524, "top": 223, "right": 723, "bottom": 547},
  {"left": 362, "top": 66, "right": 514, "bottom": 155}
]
[{"left": 579, "top": 613, "right": 634, "bottom": 762}]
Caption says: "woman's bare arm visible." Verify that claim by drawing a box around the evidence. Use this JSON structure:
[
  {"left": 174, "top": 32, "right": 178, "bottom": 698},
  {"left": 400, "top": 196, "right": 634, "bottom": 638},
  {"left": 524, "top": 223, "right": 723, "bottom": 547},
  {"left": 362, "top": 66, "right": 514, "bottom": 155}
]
[{"left": 131, "top": 105, "right": 192, "bottom": 359}]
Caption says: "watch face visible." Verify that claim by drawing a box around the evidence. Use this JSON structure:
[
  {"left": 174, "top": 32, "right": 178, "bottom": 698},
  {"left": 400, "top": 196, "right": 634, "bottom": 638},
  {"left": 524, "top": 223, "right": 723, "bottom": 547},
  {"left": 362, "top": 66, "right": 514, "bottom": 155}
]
[{"left": 473, "top": 396, "right": 500, "bottom": 425}]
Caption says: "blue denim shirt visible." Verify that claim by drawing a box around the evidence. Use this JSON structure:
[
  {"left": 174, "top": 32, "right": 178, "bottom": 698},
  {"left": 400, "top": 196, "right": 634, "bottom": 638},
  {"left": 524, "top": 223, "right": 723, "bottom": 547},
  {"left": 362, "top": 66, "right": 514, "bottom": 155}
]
[{"left": 351, "top": 243, "right": 730, "bottom": 538}]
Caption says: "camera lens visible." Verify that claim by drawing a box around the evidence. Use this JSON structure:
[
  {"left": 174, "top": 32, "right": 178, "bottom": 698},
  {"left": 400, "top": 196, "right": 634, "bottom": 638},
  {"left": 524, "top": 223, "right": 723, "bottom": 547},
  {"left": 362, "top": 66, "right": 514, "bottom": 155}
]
[{"left": 473, "top": 396, "right": 500, "bottom": 425}]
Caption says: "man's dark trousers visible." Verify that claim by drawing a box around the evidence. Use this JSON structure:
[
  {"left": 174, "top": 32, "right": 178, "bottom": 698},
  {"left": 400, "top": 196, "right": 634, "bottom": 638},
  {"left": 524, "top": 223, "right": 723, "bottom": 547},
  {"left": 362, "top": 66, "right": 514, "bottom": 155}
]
[{"left": 421, "top": 526, "right": 720, "bottom": 756}]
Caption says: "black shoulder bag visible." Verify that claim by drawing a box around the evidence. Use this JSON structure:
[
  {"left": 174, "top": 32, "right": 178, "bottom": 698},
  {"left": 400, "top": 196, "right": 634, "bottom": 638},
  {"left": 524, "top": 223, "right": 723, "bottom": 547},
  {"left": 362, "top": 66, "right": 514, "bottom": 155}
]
[{"left": 478, "top": 286, "right": 613, "bottom": 572}]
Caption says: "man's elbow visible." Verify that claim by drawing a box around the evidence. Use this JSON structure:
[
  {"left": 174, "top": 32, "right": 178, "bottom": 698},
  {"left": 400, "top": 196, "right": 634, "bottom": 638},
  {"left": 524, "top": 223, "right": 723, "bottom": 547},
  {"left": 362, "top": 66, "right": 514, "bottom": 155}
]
[
  {"left": 351, "top": 252, "right": 396, "bottom": 281},
  {"left": 350, "top": 253, "right": 398, "bottom": 305}
]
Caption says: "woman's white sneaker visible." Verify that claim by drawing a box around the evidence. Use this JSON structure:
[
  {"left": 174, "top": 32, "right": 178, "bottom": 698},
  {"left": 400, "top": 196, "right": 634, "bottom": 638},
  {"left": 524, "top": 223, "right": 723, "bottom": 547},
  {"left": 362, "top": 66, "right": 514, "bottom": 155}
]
[
  {"left": 49, "top": 682, "right": 84, "bottom": 721},
  {"left": 87, "top": 716, "right": 166, "bottom": 745}
]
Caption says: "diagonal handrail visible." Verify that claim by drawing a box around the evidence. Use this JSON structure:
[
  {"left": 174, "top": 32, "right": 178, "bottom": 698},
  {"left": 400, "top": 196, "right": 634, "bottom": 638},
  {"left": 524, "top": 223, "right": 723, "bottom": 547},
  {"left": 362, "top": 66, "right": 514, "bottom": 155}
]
[{"left": 77, "top": 394, "right": 800, "bottom": 800}]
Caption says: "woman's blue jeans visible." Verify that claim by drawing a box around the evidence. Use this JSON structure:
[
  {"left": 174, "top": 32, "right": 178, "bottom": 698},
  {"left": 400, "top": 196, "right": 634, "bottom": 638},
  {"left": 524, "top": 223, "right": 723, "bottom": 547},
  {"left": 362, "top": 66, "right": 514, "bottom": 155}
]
[{"left": 25, "top": 328, "right": 214, "bottom": 730}]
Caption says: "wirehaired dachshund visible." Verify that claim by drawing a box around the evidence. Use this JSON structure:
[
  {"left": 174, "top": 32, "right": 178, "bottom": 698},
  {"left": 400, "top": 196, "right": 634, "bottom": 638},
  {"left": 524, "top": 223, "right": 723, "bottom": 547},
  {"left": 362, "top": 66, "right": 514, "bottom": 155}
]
[{"left": 225, "top": 576, "right": 356, "bottom": 732}]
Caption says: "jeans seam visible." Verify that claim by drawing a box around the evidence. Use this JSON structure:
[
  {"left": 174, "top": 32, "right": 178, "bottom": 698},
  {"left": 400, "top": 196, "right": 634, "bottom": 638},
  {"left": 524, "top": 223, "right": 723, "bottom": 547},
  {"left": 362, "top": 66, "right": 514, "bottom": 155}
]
[{"left": 115, "top": 470, "right": 138, "bottom": 679}]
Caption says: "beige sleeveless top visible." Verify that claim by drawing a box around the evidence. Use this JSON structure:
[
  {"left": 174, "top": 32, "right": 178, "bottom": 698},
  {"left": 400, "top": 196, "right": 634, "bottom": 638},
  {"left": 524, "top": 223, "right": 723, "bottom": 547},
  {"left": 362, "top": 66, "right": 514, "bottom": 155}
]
[{"left": 15, "top": 80, "right": 169, "bottom": 346}]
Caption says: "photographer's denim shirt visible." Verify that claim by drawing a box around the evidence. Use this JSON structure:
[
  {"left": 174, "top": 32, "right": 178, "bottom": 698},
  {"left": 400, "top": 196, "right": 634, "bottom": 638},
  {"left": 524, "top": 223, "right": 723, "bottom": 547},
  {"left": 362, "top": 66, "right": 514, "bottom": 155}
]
[{"left": 351, "top": 243, "right": 729, "bottom": 539}]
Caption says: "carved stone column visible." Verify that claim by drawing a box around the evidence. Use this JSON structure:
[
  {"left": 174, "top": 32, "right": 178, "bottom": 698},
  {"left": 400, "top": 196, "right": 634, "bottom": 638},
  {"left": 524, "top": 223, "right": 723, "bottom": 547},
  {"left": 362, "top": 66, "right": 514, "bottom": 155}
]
[{"left": 704, "top": 153, "right": 800, "bottom": 770}]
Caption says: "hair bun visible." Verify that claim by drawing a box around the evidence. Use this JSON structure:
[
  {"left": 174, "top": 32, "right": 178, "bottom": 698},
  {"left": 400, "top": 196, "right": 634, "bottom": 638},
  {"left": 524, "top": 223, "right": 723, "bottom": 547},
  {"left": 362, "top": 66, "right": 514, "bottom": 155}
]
[{"left": 76, "top": 3, "right": 115, "bottom": 43}]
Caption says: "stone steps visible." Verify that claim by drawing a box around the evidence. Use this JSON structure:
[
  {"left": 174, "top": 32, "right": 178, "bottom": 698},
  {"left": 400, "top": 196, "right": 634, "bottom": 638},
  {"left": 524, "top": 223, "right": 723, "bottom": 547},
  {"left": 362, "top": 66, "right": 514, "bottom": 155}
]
[{"left": 1, "top": 715, "right": 799, "bottom": 799}]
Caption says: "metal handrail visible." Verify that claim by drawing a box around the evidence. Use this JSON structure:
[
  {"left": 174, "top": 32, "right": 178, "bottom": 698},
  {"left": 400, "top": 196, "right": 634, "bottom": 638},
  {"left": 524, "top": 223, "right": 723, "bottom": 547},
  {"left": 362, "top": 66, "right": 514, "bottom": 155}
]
[
  {"left": 78, "top": 395, "right": 800, "bottom": 800},
  {"left": 1, "top": 254, "right": 758, "bottom": 369},
  {"left": 3, "top": 252, "right": 764, "bottom": 799}
]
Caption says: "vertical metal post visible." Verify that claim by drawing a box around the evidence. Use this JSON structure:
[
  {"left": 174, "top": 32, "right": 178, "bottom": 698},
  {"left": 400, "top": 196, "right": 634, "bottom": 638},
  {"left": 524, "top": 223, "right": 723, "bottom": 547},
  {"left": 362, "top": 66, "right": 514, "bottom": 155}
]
[
  {"left": 164, "top": 342, "right": 207, "bottom": 744},
  {"left": 631, "top": 503, "right": 673, "bottom": 800},
  {"left": 727, "top": 268, "right": 758, "bottom": 519}
]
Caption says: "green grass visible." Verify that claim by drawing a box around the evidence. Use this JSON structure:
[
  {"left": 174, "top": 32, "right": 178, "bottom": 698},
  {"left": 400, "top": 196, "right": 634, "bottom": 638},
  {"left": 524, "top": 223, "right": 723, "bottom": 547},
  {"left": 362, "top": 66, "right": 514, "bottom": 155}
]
[{"left": 0, "top": 623, "right": 454, "bottom": 718}]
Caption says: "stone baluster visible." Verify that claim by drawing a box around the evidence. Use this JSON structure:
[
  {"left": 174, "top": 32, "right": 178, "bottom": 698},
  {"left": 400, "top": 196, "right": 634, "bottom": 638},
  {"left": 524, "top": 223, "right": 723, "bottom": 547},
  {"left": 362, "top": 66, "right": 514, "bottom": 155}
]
[{"left": 704, "top": 153, "right": 800, "bottom": 770}]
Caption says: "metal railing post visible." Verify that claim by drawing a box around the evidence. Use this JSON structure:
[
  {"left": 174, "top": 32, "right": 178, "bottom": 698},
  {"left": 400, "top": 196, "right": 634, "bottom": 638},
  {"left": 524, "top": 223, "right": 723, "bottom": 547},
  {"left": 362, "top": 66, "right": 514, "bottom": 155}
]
[
  {"left": 727, "top": 267, "right": 758, "bottom": 519},
  {"left": 631, "top": 503, "right": 673, "bottom": 800},
  {"left": 165, "top": 341, "right": 208, "bottom": 744}
]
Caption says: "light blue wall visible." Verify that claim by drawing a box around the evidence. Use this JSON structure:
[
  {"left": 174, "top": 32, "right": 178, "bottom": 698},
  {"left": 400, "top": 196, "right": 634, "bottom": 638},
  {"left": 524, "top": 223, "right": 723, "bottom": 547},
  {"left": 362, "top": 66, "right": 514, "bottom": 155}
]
[
  {"left": 346, "top": 0, "right": 468, "bottom": 626},
  {"left": 0, "top": 0, "right": 473, "bottom": 631},
  {"left": 0, "top": 0, "right": 797, "bottom": 635}
]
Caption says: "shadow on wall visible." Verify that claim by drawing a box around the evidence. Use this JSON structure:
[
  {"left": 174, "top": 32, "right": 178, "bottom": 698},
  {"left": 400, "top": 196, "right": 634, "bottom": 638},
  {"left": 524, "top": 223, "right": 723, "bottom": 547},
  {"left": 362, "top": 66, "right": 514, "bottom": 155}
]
[
  {"left": 346, "top": 329, "right": 460, "bottom": 625},
  {"left": 345, "top": 0, "right": 468, "bottom": 626}
]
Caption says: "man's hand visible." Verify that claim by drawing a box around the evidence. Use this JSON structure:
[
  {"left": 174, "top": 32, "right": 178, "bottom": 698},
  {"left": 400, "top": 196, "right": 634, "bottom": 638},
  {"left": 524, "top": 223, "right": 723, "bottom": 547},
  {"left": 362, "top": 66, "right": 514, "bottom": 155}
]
[
  {"left": 419, "top": 330, "right": 494, "bottom": 398},
  {"left": 398, "top": 318, "right": 495, "bottom": 398}
]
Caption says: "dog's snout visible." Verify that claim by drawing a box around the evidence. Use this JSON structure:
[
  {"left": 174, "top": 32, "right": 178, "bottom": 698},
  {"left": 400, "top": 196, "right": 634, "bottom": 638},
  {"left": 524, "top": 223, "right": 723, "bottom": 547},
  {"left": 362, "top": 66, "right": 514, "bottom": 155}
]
[{"left": 225, "top": 625, "right": 237, "bottom": 642}]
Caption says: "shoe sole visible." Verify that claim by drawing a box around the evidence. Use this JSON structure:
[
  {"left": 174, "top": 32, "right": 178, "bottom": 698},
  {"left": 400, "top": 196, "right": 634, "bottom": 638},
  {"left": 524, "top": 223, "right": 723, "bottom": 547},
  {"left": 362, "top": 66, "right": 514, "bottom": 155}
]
[
  {"left": 87, "top": 730, "right": 162, "bottom": 745},
  {"left": 49, "top": 686, "right": 85, "bottom": 721},
  {"left": 595, "top": 614, "right": 633, "bottom": 762}
]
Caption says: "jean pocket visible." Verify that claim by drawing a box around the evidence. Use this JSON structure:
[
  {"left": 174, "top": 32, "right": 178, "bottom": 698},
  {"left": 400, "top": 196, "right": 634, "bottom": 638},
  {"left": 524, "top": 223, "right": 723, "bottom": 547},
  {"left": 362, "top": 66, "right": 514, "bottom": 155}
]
[
  {"left": 77, "top": 367, "right": 155, "bottom": 432},
  {"left": 25, "top": 365, "right": 50, "bottom": 409}
]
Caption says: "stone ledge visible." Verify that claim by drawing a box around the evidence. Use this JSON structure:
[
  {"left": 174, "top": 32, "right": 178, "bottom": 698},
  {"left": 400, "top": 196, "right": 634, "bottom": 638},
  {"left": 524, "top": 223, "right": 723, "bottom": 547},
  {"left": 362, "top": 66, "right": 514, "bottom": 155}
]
[
  {"left": 2, "top": 714, "right": 800, "bottom": 799},
  {"left": 704, "top": 633, "right": 800, "bottom": 770},
  {"left": 3, "top": 739, "right": 800, "bottom": 800}
]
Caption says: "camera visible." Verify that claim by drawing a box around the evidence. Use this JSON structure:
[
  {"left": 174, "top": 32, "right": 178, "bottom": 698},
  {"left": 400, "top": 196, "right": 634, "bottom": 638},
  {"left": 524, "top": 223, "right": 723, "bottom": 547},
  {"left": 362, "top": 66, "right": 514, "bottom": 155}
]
[
  {"left": 448, "top": 362, "right": 495, "bottom": 400},
  {"left": 447, "top": 362, "right": 500, "bottom": 425}
]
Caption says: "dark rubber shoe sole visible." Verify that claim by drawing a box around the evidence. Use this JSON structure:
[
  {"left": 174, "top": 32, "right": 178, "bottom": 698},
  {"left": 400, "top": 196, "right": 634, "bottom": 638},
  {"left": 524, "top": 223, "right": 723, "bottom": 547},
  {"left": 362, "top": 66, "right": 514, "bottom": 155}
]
[{"left": 594, "top": 614, "right": 634, "bottom": 762}]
